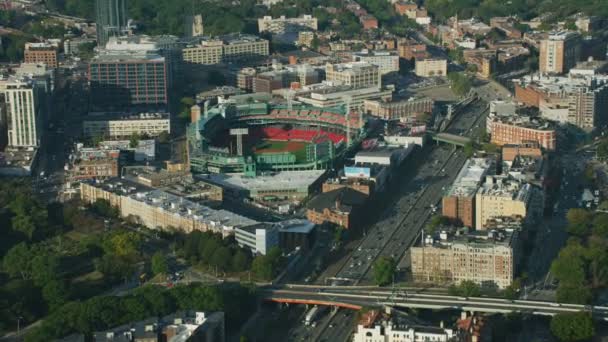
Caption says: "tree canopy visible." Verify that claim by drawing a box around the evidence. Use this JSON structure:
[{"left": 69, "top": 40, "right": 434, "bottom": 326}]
[
  {"left": 550, "top": 312, "right": 594, "bottom": 342},
  {"left": 373, "top": 257, "right": 396, "bottom": 286}
]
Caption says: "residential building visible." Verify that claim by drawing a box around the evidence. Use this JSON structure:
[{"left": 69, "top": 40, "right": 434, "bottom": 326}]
[
  {"left": 68, "top": 147, "right": 121, "bottom": 181},
  {"left": 514, "top": 74, "right": 608, "bottom": 130},
  {"left": 352, "top": 311, "right": 456, "bottom": 342},
  {"left": 257, "top": 15, "right": 318, "bottom": 34},
  {"left": 93, "top": 311, "right": 225, "bottom": 342},
  {"left": 306, "top": 187, "right": 367, "bottom": 229},
  {"left": 442, "top": 158, "right": 494, "bottom": 228},
  {"left": 24, "top": 42, "right": 58, "bottom": 68},
  {"left": 397, "top": 40, "right": 429, "bottom": 61},
  {"left": 360, "top": 15, "right": 379, "bottom": 30},
  {"left": 457, "top": 312, "right": 492, "bottom": 342},
  {"left": 234, "top": 223, "right": 279, "bottom": 255},
  {"left": 95, "top": 0, "right": 128, "bottom": 47},
  {"left": 539, "top": 31, "right": 581, "bottom": 74},
  {"left": 487, "top": 101, "right": 556, "bottom": 150},
  {"left": 502, "top": 142, "right": 543, "bottom": 163},
  {"left": 410, "top": 224, "right": 521, "bottom": 289},
  {"left": 463, "top": 49, "right": 496, "bottom": 78},
  {"left": 325, "top": 62, "right": 381, "bottom": 88},
  {"left": 99, "top": 139, "right": 156, "bottom": 162},
  {"left": 64, "top": 37, "right": 97, "bottom": 55},
  {"left": 82, "top": 111, "right": 170, "bottom": 139},
  {"left": 237, "top": 68, "right": 257, "bottom": 91},
  {"left": 570, "top": 59, "right": 608, "bottom": 76},
  {"left": 297, "top": 31, "right": 315, "bottom": 48},
  {"left": 80, "top": 178, "right": 259, "bottom": 236},
  {"left": 415, "top": 58, "right": 447, "bottom": 77},
  {"left": 475, "top": 176, "right": 543, "bottom": 230},
  {"left": 351, "top": 50, "right": 399, "bottom": 75},
  {"left": 364, "top": 97, "right": 433, "bottom": 120},
  {"left": 182, "top": 34, "right": 269, "bottom": 65},
  {"left": 89, "top": 43, "right": 169, "bottom": 109},
  {"left": 393, "top": 1, "right": 430, "bottom": 25},
  {"left": 0, "top": 77, "right": 44, "bottom": 147}
]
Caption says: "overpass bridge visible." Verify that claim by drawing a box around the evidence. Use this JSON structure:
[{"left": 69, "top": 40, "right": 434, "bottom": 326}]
[
  {"left": 431, "top": 133, "right": 471, "bottom": 147},
  {"left": 261, "top": 285, "right": 608, "bottom": 320}
]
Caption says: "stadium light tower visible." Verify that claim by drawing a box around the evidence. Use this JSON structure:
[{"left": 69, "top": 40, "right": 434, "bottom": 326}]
[
  {"left": 343, "top": 95, "right": 352, "bottom": 147},
  {"left": 230, "top": 128, "right": 249, "bottom": 156}
]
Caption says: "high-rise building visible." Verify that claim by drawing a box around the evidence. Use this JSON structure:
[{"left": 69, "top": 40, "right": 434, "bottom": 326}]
[
  {"left": 95, "top": 0, "right": 128, "bottom": 47},
  {"left": 0, "top": 77, "right": 44, "bottom": 147},
  {"left": 539, "top": 31, "right": 581, "bottom": 74},
  {"left": 514, "top": 73, "right": 608, "bottom": 131},
  {"left": 88, "top": 37, "right": 170, "bottom": 109}
]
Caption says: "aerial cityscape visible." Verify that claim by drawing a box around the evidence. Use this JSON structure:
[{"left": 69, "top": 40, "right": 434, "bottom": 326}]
[{"left": 1, "top": 0, "right": 608, "bottom": 341}]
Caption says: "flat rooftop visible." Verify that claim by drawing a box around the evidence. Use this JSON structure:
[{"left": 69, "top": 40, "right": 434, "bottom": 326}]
[
  {"left": 85, "top": 178, "right": 258, "bottom": 229},
  {"left": 446, "top": 158, "right": 494, "bottom": 197},
  {"left": 85, "top": 111, "right": 169, "bottom": 121},
  {"left": 204, "top": 170, "right": 326, "bottom": 192}
]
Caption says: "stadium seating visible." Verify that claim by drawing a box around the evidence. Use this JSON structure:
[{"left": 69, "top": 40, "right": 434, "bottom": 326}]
[{"left": 252, "top": 127, "right": 345, "bottom": 144}]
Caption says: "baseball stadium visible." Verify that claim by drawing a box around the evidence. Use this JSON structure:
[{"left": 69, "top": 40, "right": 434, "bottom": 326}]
[{"left": 187, "top": 102, "right": 365, "bottom": 175}]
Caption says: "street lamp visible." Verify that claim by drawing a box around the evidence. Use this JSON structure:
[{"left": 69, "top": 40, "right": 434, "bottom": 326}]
[{"left": 17, "top": 316, "right": 23, "bottom": 338}]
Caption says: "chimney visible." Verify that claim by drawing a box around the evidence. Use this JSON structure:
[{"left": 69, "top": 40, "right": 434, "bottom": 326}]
[
  {"left": 190, "top": 104, "right": 201, "bottom": 123},
  {"left": 440, "top": 321, "right": 444, "bottom": 328},
  {"left": 461, "top": 311, "right": 468, "bottom": 320},
  {"left": 289, "top": 55, "right": 297, "bottom": 65}
]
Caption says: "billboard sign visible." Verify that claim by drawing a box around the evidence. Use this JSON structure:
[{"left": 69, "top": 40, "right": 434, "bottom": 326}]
[
  {"left": 344, "top": 166, "right": 371, "bottom": 179},
  {"left": 411, "top": 125, "right": 427, "bottom": 134}
]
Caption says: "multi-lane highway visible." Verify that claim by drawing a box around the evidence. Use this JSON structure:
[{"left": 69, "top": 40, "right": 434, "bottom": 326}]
[{"left": 296, "top": 99, "right": 490, "bottom": 341}]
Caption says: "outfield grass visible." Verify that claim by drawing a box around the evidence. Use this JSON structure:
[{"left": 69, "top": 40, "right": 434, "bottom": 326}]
[{"left": 254, "top": 140, "right": 310, "bottom": 163}]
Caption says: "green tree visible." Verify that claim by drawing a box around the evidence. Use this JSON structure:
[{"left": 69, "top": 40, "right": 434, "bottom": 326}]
[
  {"left": 597, "top": 140, "right": 608, "bottom": 160},
  {"left": 566, "top": 209, "right": 592, "bottom": 236},
  {"left": 211, "top": 246, "right": 232, "bottom": 272},
  {"left": 373, "top": 257, "right": 396, "bottom": 286},
  {"left": 448, "top": 72, "right": 473, "bottom": 97},
  {"left": 129, "top": 132, "right": 141, "bottom": 148},
  {"left": 42, "top": 279, "right": 69, "bottom": 310},
  {"left": 592, "top": 213, "right": 608, "bottom": 237},
  {"left": 458, "top": 280, "right": 481, "bottom": 297},
  {"left": 232, "top": 249, "right": 251, "bottom": 272},
  {"left": 151, "top": 251, "right": 169, "bottom": 275},
  {"left": 550, "top": 312, "right": 594, "bottom": 341},
  {"left": 550, "top": 240, "right": 586, "bottom": 286},
  {"left": 556, "top": 284, "right": 592, "bottom": 304},
  {"left": 2, "top": 242, "right": 32, "bottom": 279},
  {"left": 463, "top": 141, "right": 475, "bottom": 157},
  {"left": 251, "top": 255, "right": 273, "bottom": 280}
]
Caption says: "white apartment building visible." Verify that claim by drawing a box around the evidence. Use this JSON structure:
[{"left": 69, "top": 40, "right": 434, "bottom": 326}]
[
  {"left": 325, "top": 62, "right": 381, "bottom": 88},
  {"left": 352, "top": 50, "right": 400, "bottom": 75},
  {"left": 0, "top": 77, "right": 43, "bottom": 147},
  {"left": 353, "top": 321, "right": 455, "bottom": 342},
  {"left": 415, "top": 58, "right": 447, "bottom": 77},
  {"left": 257, "top": 15, "right": 318, "bottom": 34},
  {"left": 82, "top": 111, "right": 170, "bottom": 139},
  {"left": 182, "top": 35, "right": 269, "bottom": 65}
]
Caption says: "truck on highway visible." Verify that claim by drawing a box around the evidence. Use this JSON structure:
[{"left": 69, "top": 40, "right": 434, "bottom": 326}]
[{"left": 304, "top": 306, "right": 326, "bottom": 326}]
